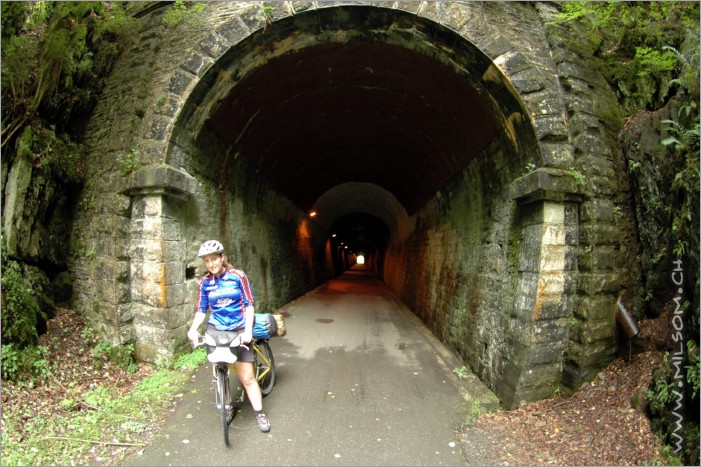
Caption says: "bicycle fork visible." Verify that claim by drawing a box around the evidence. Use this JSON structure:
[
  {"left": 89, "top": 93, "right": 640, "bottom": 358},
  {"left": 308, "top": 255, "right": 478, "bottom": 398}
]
[{"left": 212, "top": 364, "right": 233, "bottom": 413}]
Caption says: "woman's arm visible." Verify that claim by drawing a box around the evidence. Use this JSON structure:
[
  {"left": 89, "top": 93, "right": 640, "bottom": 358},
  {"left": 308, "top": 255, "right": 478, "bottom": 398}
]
[
  {"left": 189, "top": 275, "right": 210, "bottom": 344},
  {"left": 187, "top": 312, "right": 207, "bottom": 344},
  {"left": 241, "top": 305, "right": 255, "bottom": 344}
]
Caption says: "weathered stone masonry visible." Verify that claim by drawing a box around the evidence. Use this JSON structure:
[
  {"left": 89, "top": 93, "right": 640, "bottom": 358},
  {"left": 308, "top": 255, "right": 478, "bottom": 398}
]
[{"left": 70, "top": 2, "right": 634, "bottom": 409}]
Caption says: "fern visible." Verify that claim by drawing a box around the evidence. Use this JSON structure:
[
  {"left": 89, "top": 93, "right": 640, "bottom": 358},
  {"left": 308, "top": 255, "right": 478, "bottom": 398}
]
[{"left": 1, "top": 2, "right": 135, "bottom": 150}]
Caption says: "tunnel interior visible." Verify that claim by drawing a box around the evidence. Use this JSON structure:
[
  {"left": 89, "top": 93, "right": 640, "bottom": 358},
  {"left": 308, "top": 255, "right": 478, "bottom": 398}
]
[
  {"left": 197, "top": 39, "right": 502, "bottom": 270},
  {"left": 171, "top": 5, "right": 537, "bottom": 308},
  {"left": 328, "top": 212, "right": 390, "bottom": 272}
]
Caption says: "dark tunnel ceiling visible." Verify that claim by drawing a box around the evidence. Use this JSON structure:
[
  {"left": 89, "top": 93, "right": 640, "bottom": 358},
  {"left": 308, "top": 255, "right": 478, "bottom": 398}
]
[{"left": 208, "top": 41, "right": 501, "bottom": 216}]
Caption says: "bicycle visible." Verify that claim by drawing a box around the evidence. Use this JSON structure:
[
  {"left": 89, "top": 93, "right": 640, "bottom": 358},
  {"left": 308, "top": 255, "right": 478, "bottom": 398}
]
[{"left": 194, "top": 331, "right": 275, "bottom": 446}]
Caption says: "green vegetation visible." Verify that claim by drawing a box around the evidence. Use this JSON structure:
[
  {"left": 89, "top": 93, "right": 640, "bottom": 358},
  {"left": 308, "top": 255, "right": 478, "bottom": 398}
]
[
  {"left": 261, "top": 4, "right": 275, "bottom": 27},
  {"left": 1, "top": 2, "right": 135, "bottom": 150},
  {"left": 1, "top": 343, "right": 50, "bottom": 384},
  {"left": 0, "top": 244, "right": 43, "bottom": 349},
  {"left": 661, "top": 100, "right": 700, "bottom": 260},
  {"left": 552, "top": 2, "right": 699, "bottom": 112},
  {"left": 1, "top": 347, "right": 207, "bottom": 466},
  {"left": 91, "top": 340, "right": 138, "bottom": 373},
  {"left": 117, "top": 148, "right": 142, "bottom": 177},
  {"left": 162, "top": 1, "right": 206, "bottom": 27},
  {"left": 453, "top": 365, "right": 469, "bottom": 380},
  {"left": 463, "top": 399, "right": 483, "bottom": 427},
  {"left": 647, "top": 341, "right": 701, "bottom": 467},
  {"left": 4, "top": 369, "right": 173, "bottom": 466},
  {"left": 1, "top": 2, "right": 136, "bottom": 360},
  {"left": 554, "top": 3, "right": 699, "bottom": 465},
  {"left": 172, "top": 346, "right": 207, "bottom": 370},
  {"left": 567, "top": 169, "right": 587, "bottom": 187}
]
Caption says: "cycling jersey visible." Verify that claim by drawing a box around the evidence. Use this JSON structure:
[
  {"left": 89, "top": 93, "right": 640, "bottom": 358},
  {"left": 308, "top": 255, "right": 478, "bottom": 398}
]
[{"left": 196, "top": 268, "right": 255, "bottom": 331}]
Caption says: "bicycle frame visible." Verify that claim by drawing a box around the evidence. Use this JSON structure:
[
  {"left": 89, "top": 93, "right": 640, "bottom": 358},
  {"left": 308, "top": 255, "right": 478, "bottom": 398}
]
[
  {"left": 228, "top": 339, "right": 275, "bottom": 400},
  {"left": 252, "top": 343, "right": 272, "bottom": 381}
]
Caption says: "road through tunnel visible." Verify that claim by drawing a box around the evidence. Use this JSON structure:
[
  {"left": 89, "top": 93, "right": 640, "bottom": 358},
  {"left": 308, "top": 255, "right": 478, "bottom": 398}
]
[{"left": 76, "top": 3, "right": 630, "bottom": 410}]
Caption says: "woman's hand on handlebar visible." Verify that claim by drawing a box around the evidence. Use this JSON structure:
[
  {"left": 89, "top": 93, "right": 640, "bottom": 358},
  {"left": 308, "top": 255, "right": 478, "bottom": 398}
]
[
  {"left": 187, "top": 328, "right": 201, "bottom": 347},
  {"left": 240, "top": 330, "right": 253, "bottom": 345}
]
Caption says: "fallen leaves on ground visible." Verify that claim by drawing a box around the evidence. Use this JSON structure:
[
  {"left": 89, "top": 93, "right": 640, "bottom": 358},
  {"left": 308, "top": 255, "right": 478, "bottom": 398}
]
[
  {"left": 460, "top": 350, "right": 667, "bottom": 466},
  {"left": 1, "top": 308, "right": 159, "bottom": 466}
]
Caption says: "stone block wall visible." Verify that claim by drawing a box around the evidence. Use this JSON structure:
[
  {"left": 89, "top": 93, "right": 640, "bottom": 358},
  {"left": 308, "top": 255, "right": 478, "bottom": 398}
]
[{"left": 535, "top": 3, "right": 634, "bottom": 388}]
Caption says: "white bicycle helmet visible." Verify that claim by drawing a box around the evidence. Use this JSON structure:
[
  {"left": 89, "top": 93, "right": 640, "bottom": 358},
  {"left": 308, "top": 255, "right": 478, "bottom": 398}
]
[{"left": 197, "top": 239, "right": 225, "bottom": 257}]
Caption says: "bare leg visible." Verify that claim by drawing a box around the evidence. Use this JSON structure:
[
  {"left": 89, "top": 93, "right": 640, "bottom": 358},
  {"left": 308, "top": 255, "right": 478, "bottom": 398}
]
[{"left": 235, "top": 361, "right": 263, "bottom": 411}]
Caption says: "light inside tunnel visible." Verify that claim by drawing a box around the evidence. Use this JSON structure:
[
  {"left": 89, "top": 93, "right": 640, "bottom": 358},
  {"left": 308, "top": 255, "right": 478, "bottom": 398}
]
[
  {"left": 357, "top": 255, "right": 365, "bottom": 265},
  {"left": 193, "top": 9, "right": 522, "bottom": 274}
]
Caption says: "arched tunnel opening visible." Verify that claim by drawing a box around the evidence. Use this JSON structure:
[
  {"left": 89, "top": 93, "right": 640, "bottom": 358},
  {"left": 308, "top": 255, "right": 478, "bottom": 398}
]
[
  {"left": 172, "top": 6, "right": 526, "bottom": 285},
  {"left": 164, "top": 5, "right": 551, "bottom": 407},
  {"left": 205, "top": 37, "right": 502, "bottom": 280},
  {"left": 205, "top": 40, "right": 500, "bottom": 219}
]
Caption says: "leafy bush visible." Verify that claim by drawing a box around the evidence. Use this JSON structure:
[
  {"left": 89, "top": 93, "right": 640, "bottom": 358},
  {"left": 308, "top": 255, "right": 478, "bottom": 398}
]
[
  {"left": 1, "top": 2, "right": 135, "bottom": 145},
  {"left": 162, "top": 1, "right": 206, "bottom": 27},
  {"left": 647, "top": 339, "right": 700, "bottom": 465},
  {"left": 1, "top": 243, "right": 43, "bottom": 350},
  {"left": 91, "top": 340, "right": 138, "bottom": 373},
  {"left": 661, "top": 101, "right": 700, "bottom": 261},
  {"left": 1, "top": 344, "right": 22, "bottom": 381},
  {"left": 1, "top": 344, "right": 49, "bottom": 384},
  {"left": 552, "top": 2, "right": 700, "bottom": 113}
]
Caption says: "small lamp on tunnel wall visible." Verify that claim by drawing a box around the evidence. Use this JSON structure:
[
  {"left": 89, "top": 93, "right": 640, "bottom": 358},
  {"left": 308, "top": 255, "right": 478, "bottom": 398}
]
[{"left": 309, "top": 211, "right": 317, "bottom": 217}]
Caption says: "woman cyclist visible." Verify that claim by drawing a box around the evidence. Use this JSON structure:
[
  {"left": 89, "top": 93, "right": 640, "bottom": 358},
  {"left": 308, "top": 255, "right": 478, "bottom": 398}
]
[{"left": 186, "top": 239, "right": 271, "bottom": 433}]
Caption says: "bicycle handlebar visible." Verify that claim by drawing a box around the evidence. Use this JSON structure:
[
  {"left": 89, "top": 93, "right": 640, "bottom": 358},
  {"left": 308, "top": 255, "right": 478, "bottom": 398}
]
[{"left": 192, "top": 334, "right": 249, "bottom": 351}]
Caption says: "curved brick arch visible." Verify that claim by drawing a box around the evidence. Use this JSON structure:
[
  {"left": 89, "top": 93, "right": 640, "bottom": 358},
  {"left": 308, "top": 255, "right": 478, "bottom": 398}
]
[
  {"left": 160, "top": 3, "right": 552, "bottom": 227},
  {"left": 159, "top": 2, "right": 556, "bottom": 174}
]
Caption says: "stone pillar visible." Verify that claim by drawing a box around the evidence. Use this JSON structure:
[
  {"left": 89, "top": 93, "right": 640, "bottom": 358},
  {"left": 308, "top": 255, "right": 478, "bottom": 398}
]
[
  {"left": 123, "top": 165, "right": 196, "bottom": 363},
  {"left": 498, "top": 168, "right": 584, "bottom": 408}
]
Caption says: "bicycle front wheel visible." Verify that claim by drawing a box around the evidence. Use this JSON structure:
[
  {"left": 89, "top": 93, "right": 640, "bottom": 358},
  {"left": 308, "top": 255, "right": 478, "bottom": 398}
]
[
  {"left": 254, "top": 340, "right": 276, "bottom": 396},
  {"left": 216, "top": 366, "right": 230, "bottom": 446}
]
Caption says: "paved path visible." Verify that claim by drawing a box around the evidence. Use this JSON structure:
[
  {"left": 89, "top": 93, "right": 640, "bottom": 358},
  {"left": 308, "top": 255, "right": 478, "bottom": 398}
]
[{"left": 124, "top": 268, "right": 493, "bottom": 466}]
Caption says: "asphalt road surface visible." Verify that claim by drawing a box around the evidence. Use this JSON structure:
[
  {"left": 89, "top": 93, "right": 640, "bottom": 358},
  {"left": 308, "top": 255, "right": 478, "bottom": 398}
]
[{"left": 123, "top": 267, "right": 474, "bottom": 466}]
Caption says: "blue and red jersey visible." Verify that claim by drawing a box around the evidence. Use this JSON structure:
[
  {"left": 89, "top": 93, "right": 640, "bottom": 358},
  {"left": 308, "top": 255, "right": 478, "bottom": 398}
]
[{"left": 196, "top": 268, "right": 255, "bottom": 331}]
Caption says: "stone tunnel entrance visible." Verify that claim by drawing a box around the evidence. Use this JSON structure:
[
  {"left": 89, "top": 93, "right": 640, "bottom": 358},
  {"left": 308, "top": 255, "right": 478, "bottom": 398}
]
[{"left": 74, "top": 3, "right": 627, "bottom": 410}]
